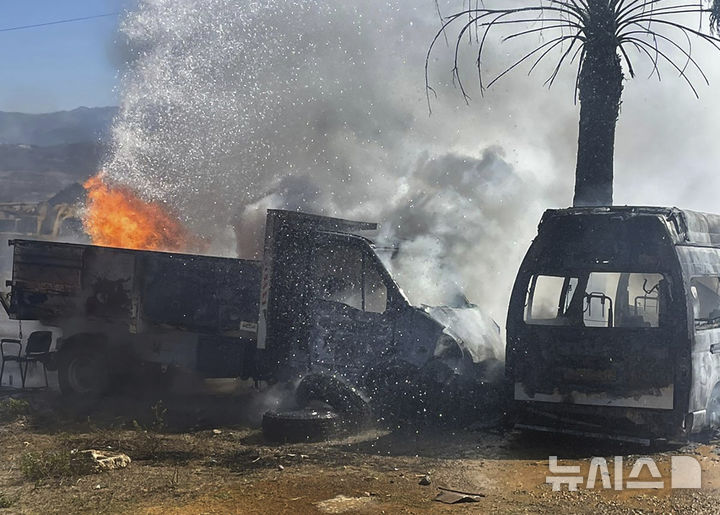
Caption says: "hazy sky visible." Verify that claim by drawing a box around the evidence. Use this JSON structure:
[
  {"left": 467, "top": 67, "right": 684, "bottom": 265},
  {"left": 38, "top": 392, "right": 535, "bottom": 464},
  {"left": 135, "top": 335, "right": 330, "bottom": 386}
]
[{"left": 0, "top": 0, "right": 134, "bottom": 112}]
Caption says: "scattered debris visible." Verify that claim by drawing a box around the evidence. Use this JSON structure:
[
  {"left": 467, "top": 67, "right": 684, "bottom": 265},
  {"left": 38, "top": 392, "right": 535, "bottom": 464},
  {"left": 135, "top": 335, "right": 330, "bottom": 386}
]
[
  {"left": 315, "top": 495, "right": 376, "bottom": 514},
  {"left": 277, "top": 464, "right": 284, "bottom": 471},
  {"left": 283, "top": 453, "right": 309, "bottom": 460},
  {"left": 434, "top": 486, "right": 485, "bottom": 504},
  {"left": 419, "top": 475, "right": 431, "bottom": 486},
  {"left": 72, "top": 450, "right": 131, "bottom": 473},
  {"left": 434, "top": 491, "right": 482, "bottom": 504}
]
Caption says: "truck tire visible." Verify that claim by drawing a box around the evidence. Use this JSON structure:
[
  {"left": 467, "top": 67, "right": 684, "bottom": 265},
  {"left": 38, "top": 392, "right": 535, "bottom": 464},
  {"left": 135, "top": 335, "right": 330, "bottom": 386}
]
[
  {"left": 295, "top": 374, "right": 371, "bottom": 422},
  {"left": 262, "top": 408, "right": 342, "bottom": 443},
  {"left": 58, "top": 345, "right": 110, "bottom": 398}
]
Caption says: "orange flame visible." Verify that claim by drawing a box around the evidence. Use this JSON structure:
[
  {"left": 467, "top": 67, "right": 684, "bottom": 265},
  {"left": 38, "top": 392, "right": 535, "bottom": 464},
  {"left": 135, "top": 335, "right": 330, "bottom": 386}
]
[{"left": 83, "top": 173, "right": 197, "bottom": 252}]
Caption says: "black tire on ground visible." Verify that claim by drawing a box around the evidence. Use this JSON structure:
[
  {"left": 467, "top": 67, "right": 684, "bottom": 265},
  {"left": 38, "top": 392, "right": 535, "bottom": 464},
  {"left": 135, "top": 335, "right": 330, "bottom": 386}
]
[
  {"left": 295, "top": 374, "right": 371, "bottom": 421},
  {"left": 57, "top": 344, "right": 111, "bottom": 398},
  {"left": 262, "top": 408, "right": 342, "bottom": 443}
]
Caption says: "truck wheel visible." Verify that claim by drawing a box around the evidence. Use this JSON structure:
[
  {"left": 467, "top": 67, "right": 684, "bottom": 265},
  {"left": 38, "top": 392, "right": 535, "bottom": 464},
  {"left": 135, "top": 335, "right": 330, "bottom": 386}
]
[
  {"left": 296, "top": 374, "right": 371, "bottom": 422},
  {"left": 58, "top": 345, "right": 110, "bottom": 398},
  {"left": 262, "top": 408, "right": 342, "bottom": 443}
]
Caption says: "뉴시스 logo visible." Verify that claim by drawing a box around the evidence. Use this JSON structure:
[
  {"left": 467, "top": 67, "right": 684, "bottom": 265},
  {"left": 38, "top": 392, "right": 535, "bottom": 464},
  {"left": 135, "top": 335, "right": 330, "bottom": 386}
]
[{"left": 546, "top": 455, "right": 702, "bottom": 491}]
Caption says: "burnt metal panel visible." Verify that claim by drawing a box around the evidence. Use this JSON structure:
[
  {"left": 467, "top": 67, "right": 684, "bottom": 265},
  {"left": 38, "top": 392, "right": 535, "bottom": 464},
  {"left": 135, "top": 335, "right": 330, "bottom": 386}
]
[
  {"left": 140, "top": 252, "right": 261, "bottom": 335},
  {"left": 540, "top": 206, "right": 720, "bottom": 248},
  {"left": 196, "top": 335, "right": 256, "bottom": 378},
  {"left": 257, "top": 210, "right": 378, "bottom": 379},
  {"left": 507, "top": 207, "right": 690, "bottom": 439},
  {"left": 679, "top": 210, "right": 720, "bottom": 246},
  {"left": 7, "top": 239, "right": 85, "bottom": 320},
  {"left": 5, "top": 239, "right": 261, "bottom": 337},
  {"left": 675, "top": 245, "right": 720, "bottom": 416}
]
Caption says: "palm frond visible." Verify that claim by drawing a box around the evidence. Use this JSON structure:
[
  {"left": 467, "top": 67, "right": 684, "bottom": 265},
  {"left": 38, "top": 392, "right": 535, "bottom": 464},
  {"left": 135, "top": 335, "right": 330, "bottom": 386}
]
[
  {"left": 711, "top": 0, "right": 720, "bottom": 31},
  {"left": 426, "top": 0, "right": 720, "bottom": 109}
]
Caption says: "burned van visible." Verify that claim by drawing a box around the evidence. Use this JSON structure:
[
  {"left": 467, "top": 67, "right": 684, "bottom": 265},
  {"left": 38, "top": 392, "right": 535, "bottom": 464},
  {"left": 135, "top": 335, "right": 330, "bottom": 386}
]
[{"left": 507, "top": 206, "right": 720, "bottom": 443}]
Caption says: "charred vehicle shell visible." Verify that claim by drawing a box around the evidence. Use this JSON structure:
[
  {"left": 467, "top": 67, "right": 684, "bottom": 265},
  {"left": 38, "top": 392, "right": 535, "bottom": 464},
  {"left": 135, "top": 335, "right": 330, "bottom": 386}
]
[
  {"left": 256, "top": 211, "right": 503, "bottom": 408},
  {"left": 1, "top": 210, "right": 502, "bottom": 414},
  {"left": 507, "top": 206, "right": 720, "bottom": 443}
]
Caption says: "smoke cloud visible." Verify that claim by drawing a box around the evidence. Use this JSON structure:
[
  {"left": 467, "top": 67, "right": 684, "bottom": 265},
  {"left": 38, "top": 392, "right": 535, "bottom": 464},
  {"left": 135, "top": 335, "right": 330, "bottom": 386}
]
[{"left": 103, "top": 0, "right": 720, "bottom": 324}]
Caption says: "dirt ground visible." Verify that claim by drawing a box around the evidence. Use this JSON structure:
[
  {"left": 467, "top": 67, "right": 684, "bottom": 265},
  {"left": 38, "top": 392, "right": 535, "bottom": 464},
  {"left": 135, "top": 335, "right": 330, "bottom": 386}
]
[{"left": 1, "top": 387, "right": 719, "bottom": 514}]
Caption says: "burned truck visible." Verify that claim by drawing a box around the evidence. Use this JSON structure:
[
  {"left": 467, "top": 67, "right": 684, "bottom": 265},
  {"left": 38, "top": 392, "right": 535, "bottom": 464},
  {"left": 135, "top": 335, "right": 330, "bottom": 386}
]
[
  {"left": 1, "top": 238, "right": 262, "bottom": 394},
  {"left": 1, "top": 210, "right": 502, "bottom": 423},
  {"left": 507, "top": 206, "right": 720, "bottom": 443}
]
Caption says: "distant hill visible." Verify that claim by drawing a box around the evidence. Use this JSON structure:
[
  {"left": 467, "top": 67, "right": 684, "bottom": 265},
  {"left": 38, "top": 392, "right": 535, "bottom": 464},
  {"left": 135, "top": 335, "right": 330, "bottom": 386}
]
[
  {"left": 0, "top": 142, "right": 107, "bottom": 203},
  {"left": 0, "top": 107, "right": 115, "bottom": 203},
  {"left": 0, "top": 106, "right": 117, "bottom": 147},
  {"left": 0, "top": 142, "right": 106, "bottom": 176}
]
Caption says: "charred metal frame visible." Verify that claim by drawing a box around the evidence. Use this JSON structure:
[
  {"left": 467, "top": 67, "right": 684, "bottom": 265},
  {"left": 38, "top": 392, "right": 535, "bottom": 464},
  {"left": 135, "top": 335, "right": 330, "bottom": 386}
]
[{"left": 507, "top": 206, "right": 720, "bottom": 442}]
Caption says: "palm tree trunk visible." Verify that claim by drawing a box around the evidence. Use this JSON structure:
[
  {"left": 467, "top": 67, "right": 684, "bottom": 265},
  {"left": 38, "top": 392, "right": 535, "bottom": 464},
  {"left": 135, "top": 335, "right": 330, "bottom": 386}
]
[{"left": 573, "top": 3, "right": 623, "bottom": 207}]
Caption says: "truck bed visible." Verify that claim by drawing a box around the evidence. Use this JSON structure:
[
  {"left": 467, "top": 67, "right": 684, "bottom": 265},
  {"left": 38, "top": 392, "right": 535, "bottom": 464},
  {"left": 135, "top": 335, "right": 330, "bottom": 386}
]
[{"left": 2, "top": 239, "right": 261, "bottom": 337}]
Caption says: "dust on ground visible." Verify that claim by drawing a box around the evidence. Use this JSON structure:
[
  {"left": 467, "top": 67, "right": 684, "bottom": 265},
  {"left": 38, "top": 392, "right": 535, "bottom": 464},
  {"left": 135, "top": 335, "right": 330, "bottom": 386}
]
[{"left": 0, "top": 388, "right": 719, "bottom": 514}]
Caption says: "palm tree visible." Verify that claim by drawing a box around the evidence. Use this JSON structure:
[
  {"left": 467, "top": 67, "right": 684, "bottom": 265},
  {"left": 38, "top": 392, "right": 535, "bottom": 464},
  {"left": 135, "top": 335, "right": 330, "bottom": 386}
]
[{"left": 427, "top": 1, "right": 720, "bottom": 206}]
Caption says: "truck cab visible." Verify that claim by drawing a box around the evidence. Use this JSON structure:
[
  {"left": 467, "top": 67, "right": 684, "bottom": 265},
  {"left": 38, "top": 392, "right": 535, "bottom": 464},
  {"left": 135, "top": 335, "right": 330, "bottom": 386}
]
[{"left": 256, "top": 210, "right": 501, "bottom": 385}]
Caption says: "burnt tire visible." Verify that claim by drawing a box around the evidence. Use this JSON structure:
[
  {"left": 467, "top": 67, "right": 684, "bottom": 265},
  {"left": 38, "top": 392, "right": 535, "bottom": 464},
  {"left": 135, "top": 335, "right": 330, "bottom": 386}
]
[
  {"left": 296, "top": 374, "right": 371, "bottom": 422},
  {"left": 262, "top": 408, "right": 342, "bottom": 443},
  {"left": 58, "top": 345, "right": 110, "bottom": 398}
]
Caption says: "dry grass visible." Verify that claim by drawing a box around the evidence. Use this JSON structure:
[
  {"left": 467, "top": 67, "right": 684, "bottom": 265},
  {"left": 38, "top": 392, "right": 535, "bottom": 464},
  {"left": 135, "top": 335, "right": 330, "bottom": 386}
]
[
  {"left": 0, "top": 397, "right": 30, "bottom": 421},
  {"left": 19, "top": 450, "right": 77, "bottom": 482},
  {"left": 0, "top": 492, "right": 14, "bottom": 509}
]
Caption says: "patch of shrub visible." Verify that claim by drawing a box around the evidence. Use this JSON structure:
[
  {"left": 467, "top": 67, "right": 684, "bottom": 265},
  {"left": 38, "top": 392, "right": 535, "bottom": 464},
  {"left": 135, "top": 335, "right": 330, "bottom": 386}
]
[
  {"left": 0, "top": 492, "right": 13, "bottom": 508},
  {"left": 0, "top": 398, "right": 30, "bottom": 421},
  {"left": 126, "top": 401, "right": 167, "bottom": 460},
  {"left": 129, "top": 420, "right": 164, "bottom": 460},
  {"left": 20, "top": 450, "right": 75, "bottom": 482}
]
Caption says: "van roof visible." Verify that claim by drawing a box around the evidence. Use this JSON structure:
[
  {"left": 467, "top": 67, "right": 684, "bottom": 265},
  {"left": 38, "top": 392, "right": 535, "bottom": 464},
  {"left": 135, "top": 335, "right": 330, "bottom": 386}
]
[{"left": 540, "top": 206, "right": 720, "bottom": 247}]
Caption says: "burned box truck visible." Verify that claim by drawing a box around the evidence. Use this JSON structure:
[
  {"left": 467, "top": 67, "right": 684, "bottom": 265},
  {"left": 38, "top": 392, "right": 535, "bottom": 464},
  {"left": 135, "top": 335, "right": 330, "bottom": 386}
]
[
  {"left": 507, "top": 206, "right": 720, "bottom": 443},
  {"left": 1, "top": 236, "right": 262, "bottom": 394},
  {"left": 1, "top": 210, "right": 501, "bottom": 411}
]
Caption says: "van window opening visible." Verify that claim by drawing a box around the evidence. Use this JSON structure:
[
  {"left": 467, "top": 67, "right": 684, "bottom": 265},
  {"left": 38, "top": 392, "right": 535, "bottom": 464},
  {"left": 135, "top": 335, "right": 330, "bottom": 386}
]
[
  {"left": 525, "top": 272, "right": 666, "bottom": 328},
  {"left": 691, "top": 276, "right": 720, "bottom": 330}
]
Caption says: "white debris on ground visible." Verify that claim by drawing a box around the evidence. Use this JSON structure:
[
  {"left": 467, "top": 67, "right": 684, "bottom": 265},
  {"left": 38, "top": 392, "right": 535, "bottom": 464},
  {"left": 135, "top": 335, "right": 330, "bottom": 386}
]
[
  {"left": 71, "top": 450, "right": 131, "bottom": 473},
  {"left": 315, "top": 494, "right": 376, "bottom": 514}
]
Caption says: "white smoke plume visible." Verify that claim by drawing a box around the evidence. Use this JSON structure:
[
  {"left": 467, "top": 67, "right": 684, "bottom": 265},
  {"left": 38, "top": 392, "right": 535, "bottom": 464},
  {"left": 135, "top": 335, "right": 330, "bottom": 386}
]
[{"left": 103, "top": 0, "right": 720, "bottom": 325}]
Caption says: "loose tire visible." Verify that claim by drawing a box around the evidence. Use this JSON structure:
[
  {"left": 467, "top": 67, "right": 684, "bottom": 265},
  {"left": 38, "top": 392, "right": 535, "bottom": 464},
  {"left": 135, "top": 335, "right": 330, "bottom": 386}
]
[
  {"left": 262, "top": 408, "right": 342, "bottom": 443},
  {"left": 296, "top": 374, "right": 371, "bottom": 421},
  {"left": 58, "top": 345, "right": 110, "bottom": 398}
]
